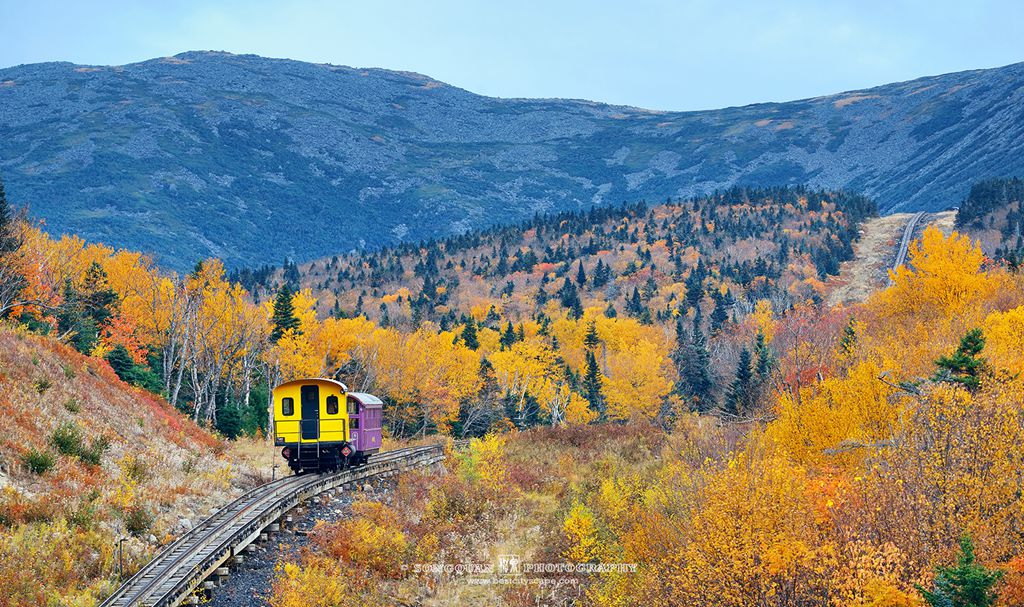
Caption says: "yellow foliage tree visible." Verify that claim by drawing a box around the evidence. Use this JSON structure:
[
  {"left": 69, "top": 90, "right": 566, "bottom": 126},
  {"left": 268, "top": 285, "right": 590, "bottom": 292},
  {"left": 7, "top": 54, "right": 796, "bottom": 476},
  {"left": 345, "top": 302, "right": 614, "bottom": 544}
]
[
  {"left": 458, "top": 434, "right": 509, "bottom": 491},
  {"left": 372, "top": 326, "right": 481, "bottom": 433},
  {"left": 767, "top": 360, "right": 899, "bottom": 467},
  {"left": 603, "top": 339, "right": 674, "bottom": 421},
  {"left": 862, "top": 226, "right": 1007, "bottom": 380},
  {"left": 852, "top": 381, "right": 1024, "bottom": 568},
  {"left": 670, "top": 450, "right": 834, "bottom": 606},
  {"left": 751, "top": 298, "right": 776, "bottom": 342},
  {"left": 880, "top": 226, "right": 997, "bottom": 318},
  {"left": 983, "top": 305, "right": 1024, "bottom": 373},
  {"left": 490, "top": 337, "right": 595, "bottom": 425}
]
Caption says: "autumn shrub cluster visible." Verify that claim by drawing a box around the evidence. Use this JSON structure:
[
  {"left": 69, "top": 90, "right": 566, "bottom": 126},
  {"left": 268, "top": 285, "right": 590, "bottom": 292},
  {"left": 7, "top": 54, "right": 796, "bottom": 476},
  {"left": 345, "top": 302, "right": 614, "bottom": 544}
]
[
  {"left": 271, "top": 435, "right": 519, "bottom": 606},
  {"left": 546, "top": 227, "right": 1024, "bottom": 607}
]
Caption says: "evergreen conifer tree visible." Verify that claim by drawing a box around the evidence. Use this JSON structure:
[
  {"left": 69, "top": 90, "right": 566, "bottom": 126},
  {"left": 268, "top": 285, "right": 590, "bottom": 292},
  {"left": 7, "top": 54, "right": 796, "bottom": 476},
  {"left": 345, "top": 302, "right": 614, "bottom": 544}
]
[
  {"left": 271, "top": 286, "right": 301, "bottom": 342},
  {"left": 537, "top": 314, "right": 551, "bottom": 337},
  {"left": 559, "top": 279, "right": 581, "bottom": 310},
  {"left": 592, "top": 259, "right": 611, "bottom": 288},
  {"left": 626, "top": 287, "right": 649, "bottom": 322},
  {"left": 839, "top": 316, "right": 857, "bottom": 355},
  {"left": 461, "top": 319, "right": 480, "bottom": 350},
  {"left": 0, "top": 175, "right": 26, "bottom": 317},
  {"left": 671, "top": 317, "right": 688, "bottom": 389},
  {"left": 104, "top": 344, "right": 161, "bottom": 392},
  {"left": 569, "top": 299, "right": 584, "bottom": 320},
  {"left": 684, "top": 260, "right": 705, "bottom": 310},
  {"left": 643, "top": 275, "right": 658, "bottom": 299},
  {"left": 583, "top": 349, "right": 604, "bottom": 418},
  {"left": 685, "top": 317, "right": 716, "bottom": 411},
  {"left": 710, "top": 293, "right": 730, "bottom": 334},
  {"left": 105, "top": 344, "right": 137, "bottom": 382},
  {"left": 918, "top": 535, "right": 1002, "bottom": 607},
  {"left": 754, "top": 330, "right": 775, "bottom": 381},
  {"left": 283, "top": 259, "right": 301, "bottom": 288},
  {"left": 56, "top": 263, "right": 118, "bottom": 355},
  {"left": 934, "top": 328, "right": 987, "bottom": 391},
  {"left": 500, "top": 321, "right": 516, "bottom": 350},
  {"left": 583, "top": 320, "right": 600, "bottom": 349},
  {"left": 0, "top": 176, "right": 18, "bottom": 254},
  {"left": 81, "top": 262, "right": 117, "bottom": 328},
  {"left": 724, "top": 347, "right": 755, "bottom": 417},
  {"left": 215, "top": 401, "right": 243, "bottom": 439},
  {"left": 535, "top": 285, "right": 549, "bottom": 307}
]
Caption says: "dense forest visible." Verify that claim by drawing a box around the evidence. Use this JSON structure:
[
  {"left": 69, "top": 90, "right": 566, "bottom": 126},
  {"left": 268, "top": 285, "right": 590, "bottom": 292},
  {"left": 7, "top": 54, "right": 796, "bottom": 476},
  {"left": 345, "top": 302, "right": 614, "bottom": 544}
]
[
  {"left": 1, "top": 183, "right": 874, "bottom": 439},
  {"left": 249, "top": 186, "right": 877, "bottom": 432},
  {"left": 258, "top": 186, "right": 876, "bottom": 321}
]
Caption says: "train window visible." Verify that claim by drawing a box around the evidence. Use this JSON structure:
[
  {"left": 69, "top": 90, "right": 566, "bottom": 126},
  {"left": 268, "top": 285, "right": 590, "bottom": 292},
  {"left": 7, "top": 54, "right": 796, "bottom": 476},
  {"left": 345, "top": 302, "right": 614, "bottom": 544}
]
[
  {"left": 347, "top": 398, "right": 359, "bottom": 415},
  {"left": 326, "top": 395, "right": 339, "bottom": 415},
  {"left": 281, "top": 397, "right": 294, "bottom": 416},
  {"left": 351, "top": 417, "right": 359, "bottom": 429}
]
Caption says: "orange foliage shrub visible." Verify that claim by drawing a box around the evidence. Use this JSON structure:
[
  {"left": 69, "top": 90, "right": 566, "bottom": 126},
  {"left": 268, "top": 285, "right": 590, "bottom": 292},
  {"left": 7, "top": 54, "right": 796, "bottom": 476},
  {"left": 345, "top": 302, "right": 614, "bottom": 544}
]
[{"left": 311, "top": 501, "right": 409, "bottom": 578}]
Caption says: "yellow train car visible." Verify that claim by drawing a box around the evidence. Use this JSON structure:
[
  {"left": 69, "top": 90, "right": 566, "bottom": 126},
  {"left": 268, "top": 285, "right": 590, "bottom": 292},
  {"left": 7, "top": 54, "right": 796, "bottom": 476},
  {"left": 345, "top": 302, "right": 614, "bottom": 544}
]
[{"left": 272, "top": 378, "right": 351, "bottom": 473}]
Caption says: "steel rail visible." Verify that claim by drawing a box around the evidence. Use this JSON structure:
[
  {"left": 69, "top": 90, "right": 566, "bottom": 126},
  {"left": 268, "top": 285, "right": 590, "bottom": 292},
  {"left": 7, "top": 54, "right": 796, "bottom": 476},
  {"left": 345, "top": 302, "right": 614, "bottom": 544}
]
[
  {"left": 98, "top": 444, "right": 446, "bottom": 607},
  {"left": 889, "top": 211, "right": 925, "bottom": 284}
]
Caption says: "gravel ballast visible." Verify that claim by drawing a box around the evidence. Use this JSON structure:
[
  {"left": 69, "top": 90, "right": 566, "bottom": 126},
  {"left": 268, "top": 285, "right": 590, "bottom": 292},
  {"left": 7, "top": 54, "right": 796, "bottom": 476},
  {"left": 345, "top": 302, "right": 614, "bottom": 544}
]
[{"left": 206, "top": 477, "right": 392, "bottom": 606}]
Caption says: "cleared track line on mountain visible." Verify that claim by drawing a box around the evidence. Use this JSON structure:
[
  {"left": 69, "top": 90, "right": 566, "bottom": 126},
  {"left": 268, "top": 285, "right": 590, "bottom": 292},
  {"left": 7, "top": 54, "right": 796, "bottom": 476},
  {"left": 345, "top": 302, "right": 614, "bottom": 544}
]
[{"left": 889, "top": 211, "right": 926, "bottom": 285}]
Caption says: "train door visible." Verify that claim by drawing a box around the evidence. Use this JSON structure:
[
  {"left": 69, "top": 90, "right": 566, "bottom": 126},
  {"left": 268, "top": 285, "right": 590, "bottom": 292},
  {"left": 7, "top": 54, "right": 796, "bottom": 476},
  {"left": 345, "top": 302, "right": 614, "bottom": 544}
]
[
  {"left": 347, "top": 396, "right": 359, "bottom": 449},
  {"left": 300, "top": 384, "right": 320, "bottom": 440}
]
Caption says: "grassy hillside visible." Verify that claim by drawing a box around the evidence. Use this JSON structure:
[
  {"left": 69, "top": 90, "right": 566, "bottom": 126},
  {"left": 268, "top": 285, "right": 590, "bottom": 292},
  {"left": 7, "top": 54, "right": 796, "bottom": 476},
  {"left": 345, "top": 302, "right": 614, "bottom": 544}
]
[
  {"left": 2, "top": 52, "right": 1024, "bottom": 269},
  {"left": 0, "top": 324, "right": 264, "bottom": 606}
]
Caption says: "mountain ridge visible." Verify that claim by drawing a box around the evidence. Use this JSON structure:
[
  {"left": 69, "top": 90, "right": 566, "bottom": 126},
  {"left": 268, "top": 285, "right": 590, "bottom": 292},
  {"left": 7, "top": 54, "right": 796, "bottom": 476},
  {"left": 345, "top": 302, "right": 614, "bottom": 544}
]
[{"left": 2, "top": 51, "right": 1023, "bottom": 269}]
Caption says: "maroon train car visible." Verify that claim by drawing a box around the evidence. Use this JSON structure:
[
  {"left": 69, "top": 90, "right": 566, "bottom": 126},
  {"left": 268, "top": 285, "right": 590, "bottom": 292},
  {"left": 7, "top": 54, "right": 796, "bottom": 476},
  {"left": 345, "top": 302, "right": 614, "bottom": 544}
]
[{"left": 346, "top": 392, "right": 383, "bottom": 464}]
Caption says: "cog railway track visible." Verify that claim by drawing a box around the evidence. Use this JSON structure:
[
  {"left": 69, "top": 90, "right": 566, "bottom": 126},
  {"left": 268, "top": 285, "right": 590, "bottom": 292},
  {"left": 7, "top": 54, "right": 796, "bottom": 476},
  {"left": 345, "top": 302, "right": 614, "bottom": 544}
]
[
  {"left": 889, "top": 211, "right": 926, "bottom": 284},
  {"left": 99, "top": 444, "right": 448, "bottom": 607}
]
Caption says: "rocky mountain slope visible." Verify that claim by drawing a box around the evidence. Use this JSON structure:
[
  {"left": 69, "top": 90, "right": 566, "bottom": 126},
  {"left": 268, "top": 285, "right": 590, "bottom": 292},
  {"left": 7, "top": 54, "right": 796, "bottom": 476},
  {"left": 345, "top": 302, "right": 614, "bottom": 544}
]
[{"left": 2, "top": 51, "right": 1023, "bottom": 269}]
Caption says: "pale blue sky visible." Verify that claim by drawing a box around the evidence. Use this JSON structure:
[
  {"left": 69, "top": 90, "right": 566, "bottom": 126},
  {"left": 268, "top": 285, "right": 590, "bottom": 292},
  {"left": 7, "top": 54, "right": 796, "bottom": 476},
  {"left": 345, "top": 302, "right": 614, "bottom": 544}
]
[{"left": 1, "top": 0, "right": 1022, "bottom": 111}]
